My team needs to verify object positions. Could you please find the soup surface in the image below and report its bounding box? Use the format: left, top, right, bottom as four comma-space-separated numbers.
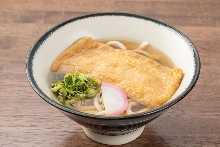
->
50, 37, 183, 116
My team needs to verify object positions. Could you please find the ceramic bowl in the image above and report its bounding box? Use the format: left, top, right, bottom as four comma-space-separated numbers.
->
26, 13, 200, 145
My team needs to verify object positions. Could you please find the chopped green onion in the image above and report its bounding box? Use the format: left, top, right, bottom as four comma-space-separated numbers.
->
51, 72, 101, 107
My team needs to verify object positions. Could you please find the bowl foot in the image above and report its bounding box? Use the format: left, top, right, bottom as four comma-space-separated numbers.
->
83, 126, 145, 145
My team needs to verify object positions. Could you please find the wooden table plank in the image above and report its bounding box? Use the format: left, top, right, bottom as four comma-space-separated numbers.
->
0, 0, 219, 147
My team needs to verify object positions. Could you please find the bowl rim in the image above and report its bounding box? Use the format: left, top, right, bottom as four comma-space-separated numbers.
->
26, 12, 201, 120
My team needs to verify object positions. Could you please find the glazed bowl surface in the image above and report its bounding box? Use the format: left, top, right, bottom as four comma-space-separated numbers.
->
26, 13, 200, 145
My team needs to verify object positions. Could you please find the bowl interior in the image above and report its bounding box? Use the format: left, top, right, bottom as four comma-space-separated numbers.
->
28, 13, 199, 117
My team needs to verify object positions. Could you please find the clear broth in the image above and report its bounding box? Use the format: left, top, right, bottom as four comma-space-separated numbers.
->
52, 39, 176, 115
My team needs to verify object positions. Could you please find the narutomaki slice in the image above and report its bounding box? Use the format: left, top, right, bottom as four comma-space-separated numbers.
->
101, 83, 128, 115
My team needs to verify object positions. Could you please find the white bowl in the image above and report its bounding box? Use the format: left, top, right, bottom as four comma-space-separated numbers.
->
26, 13, 200, 145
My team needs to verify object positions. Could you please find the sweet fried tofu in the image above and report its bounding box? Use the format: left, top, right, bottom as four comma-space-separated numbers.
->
51, 37, 183, 108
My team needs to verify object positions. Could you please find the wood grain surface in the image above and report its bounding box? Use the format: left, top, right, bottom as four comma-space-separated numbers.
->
0, 0, 219, 147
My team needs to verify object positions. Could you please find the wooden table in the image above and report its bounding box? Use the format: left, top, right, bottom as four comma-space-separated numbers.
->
0, 0, 219, 146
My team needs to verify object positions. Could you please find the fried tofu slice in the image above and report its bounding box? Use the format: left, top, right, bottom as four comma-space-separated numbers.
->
52, 37, 183, 108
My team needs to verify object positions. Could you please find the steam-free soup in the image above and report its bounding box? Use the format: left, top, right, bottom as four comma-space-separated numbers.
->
50, 37, 183, 116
